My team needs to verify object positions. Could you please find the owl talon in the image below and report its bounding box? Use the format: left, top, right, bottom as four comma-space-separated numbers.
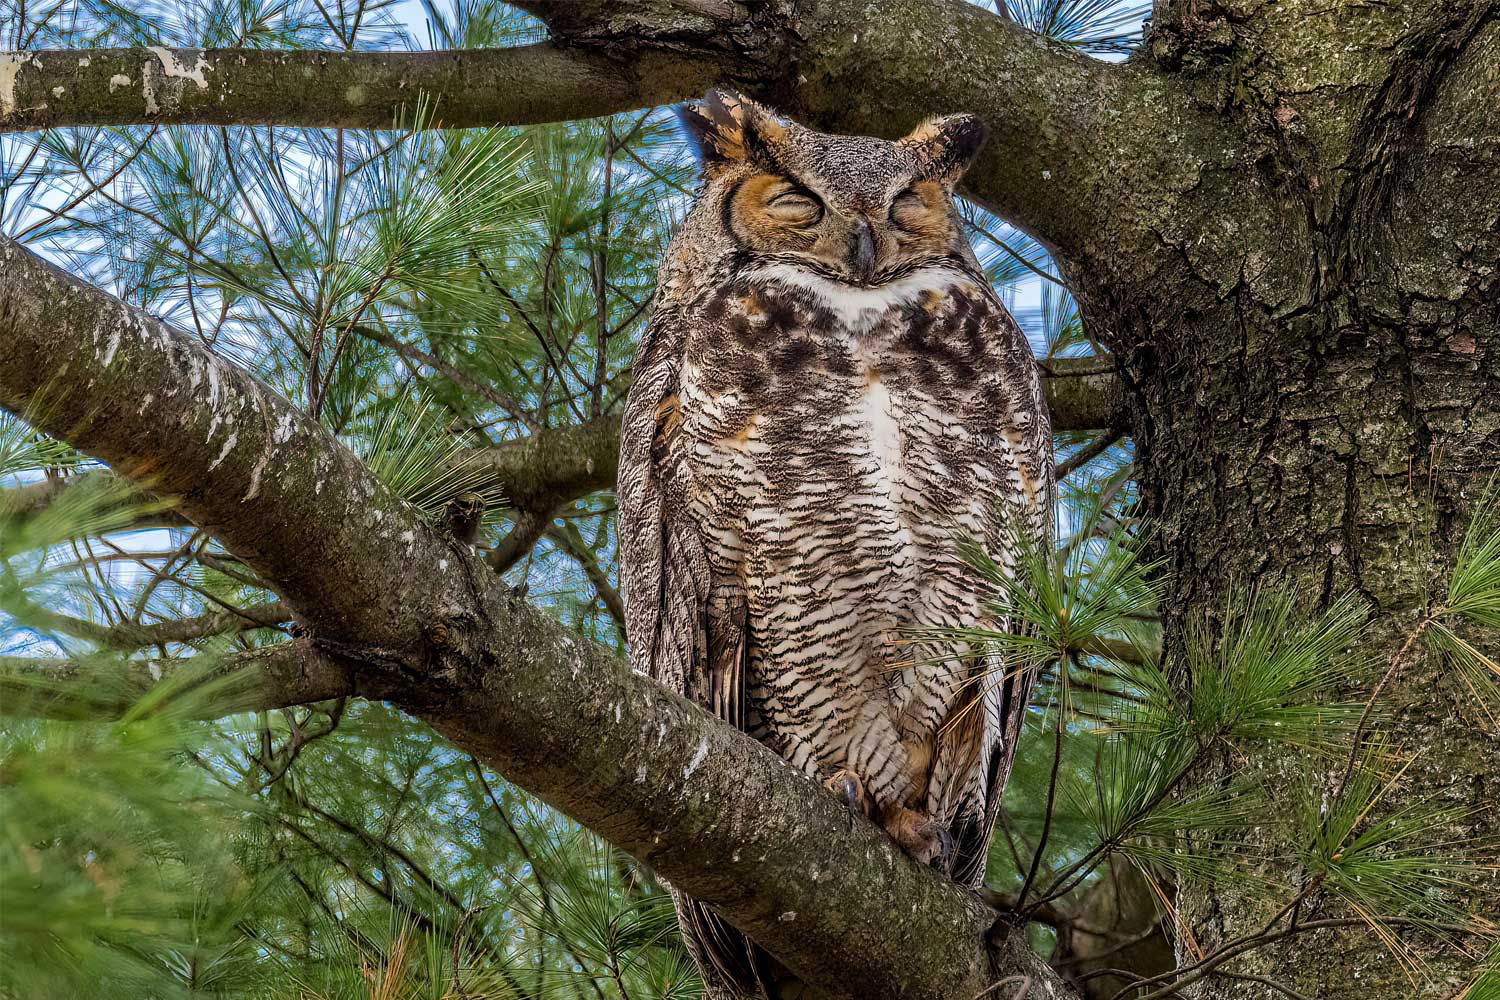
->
883, 806, 954, 871
823, 769, 874, 820
930, 826, 955, 874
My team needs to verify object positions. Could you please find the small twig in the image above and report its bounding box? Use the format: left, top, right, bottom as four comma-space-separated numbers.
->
972, 974, 1035, 999
488, 507, 557, 575
1076, 967, 1150, 985
1106, 916, 1480, 1000
357, 323, 531, 425
546, 519, 625, 629
963, 215, 1064, 287
450, 906, 478, 999
1056, 431, 1123, 480
1016, 659, 1067, 911
1052, 916, 1165, 968
1329, 614, 1435, 806
1211, 971, 1312, 1000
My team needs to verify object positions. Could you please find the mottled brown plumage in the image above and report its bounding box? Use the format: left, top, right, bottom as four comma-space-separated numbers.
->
618, 92, 1053, 999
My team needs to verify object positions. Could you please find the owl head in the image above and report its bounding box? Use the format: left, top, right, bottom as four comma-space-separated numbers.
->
676, 90, 987, 288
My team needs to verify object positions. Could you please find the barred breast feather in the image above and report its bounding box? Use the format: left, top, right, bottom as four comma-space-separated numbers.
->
619, 258, 1050, 875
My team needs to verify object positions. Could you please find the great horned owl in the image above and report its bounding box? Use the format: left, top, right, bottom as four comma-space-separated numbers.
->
617, 92, 1053, 998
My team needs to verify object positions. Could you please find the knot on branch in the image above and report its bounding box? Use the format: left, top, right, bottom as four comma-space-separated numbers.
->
441, 490, 487, 545
425, 611, 480, 656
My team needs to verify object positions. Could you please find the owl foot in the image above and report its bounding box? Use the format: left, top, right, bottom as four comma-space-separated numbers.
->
822, 769, 875, 820
882, 806, 954, 872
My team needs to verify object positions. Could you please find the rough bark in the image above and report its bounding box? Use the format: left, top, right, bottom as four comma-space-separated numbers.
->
1064, 3, 1500, 995
0, 237, 1075, 1000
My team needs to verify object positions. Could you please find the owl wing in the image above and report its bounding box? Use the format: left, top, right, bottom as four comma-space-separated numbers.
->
618, 311, 773, 993
952, 308, 1057, 888
617, 308, 749, 726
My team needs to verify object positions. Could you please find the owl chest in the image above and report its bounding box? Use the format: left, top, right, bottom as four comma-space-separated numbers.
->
676, 328, 993, 542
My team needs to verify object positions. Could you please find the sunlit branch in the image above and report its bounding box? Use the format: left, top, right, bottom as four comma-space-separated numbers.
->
0, 46, 688, 133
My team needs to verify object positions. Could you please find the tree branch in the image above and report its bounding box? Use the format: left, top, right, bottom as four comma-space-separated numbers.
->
0, 415, 627, 539
7, 593, 289, 650
1, 0, 1167, 256
0, 45, 707, 133
0, 638, 358, 719
458, 415, 623, 513
0, 236, 1075, 998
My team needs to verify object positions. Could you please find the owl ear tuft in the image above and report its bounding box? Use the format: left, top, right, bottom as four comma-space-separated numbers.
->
677, 90, 787, 173
901, 113, 988, 185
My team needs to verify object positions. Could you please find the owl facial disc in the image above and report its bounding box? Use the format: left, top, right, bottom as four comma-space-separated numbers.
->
677, 90, 988, 289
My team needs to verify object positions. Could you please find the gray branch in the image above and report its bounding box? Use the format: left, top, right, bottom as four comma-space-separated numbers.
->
0, 0, 1176, 259
0, 638, 360, 719
0, 45, 694, 133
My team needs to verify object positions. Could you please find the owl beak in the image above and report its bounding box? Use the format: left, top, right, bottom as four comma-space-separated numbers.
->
851, 218, 877, 284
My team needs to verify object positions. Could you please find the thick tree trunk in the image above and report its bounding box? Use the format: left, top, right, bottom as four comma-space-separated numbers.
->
1119, 254, 1498, 998
1071, 3, 1500, 994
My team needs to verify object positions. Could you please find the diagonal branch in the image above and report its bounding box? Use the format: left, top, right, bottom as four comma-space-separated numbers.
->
0, 237, 1074, 998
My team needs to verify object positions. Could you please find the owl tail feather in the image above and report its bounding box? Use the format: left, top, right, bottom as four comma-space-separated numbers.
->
673, 889, 787, 1000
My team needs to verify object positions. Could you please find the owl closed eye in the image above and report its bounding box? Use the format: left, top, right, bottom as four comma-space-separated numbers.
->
677, 91, 987, 287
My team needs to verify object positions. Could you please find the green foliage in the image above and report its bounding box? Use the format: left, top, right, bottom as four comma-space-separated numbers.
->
1463, 945, 1500, 1000
0, 412, 83, 479
930, 503, 1162, 676
0, 700, 693, 1000
353, 393, 507, 531
1003, 0, 1152, 55
1428, 478, 1500, 725
0, 716, 256, 998
1297, 746, 1480, 931
952, 501, 1494, 974
1176, 589, 1368, 750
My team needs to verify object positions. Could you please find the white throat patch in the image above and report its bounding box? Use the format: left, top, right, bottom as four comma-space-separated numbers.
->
752, 264, 974, 331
